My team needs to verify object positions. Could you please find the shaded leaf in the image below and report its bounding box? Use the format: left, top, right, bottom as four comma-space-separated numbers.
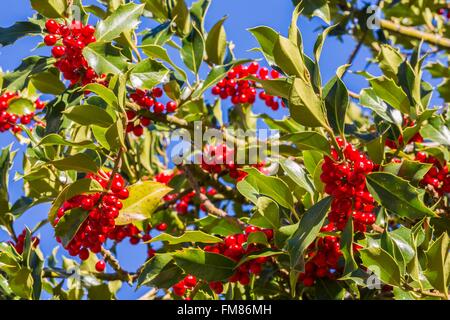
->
366, 172, 436, 219
173, 248, 237, 281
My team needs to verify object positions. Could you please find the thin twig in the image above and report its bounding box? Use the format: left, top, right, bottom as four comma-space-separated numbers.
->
379, 19, 450, 50
189, 280, 204, 299
371, 224, 385, 233
43, 268, 130, 281
184, 165, 245, 227
101, 247, 132, 282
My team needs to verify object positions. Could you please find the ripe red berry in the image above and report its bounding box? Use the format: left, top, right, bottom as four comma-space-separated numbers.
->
95, 260, 106, 272
209, 281, 223, 294
81, 197, 94, 210
166, 101, 177, 113
133, 125, 144, 136
45, 19, 60, 34
152, 87, 163, 98
44, 34, 58, 46
117, 188, 129, 200
79, 248, 90, 261
156, 223, 168, 231
140, 117, 151, 127
184, 275, 197, 288
82, 25, 96, 37
153, 102, 164, 113
303, 277, 315, 287
173, 282, 186, 296
52, 46, 66, 58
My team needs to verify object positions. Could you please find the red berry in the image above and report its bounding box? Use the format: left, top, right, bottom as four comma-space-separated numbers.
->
152, 87, 163, 98
270, 69, 280, 79
303, 277, 315, 287
81, 197, 94, 210
140, 117, 151, 127
95, 260, 106, 272
153, 102, 164, 113
79, 248, 89, 261
166, 101, 177, 113
173, 283, 186, 296
45, 20, 60, 34
117, 188, 129, 200
44, 34, 58, 46
184, 275, 197, 288
133, 125, 144, 136
82, 25, 96, 37
52, 46, 66, 58
209, 281, 223, 294
156, 223, 168, 231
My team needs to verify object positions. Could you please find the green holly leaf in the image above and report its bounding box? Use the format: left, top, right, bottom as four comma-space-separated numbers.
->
0, 145, 15, 216
0, 21, 41, 47
50, 153, 99, 173
63, 105, 115, 128
323, 73, 349, 136
7, 98, 35, 116
181, 25, 205, 74
249, 197, 280, 230
95, 3, 145, 42
289, 77, 329, 129
369, 76, 410, 114
366, 172, 436, 219
30, 71, 65, 95
55, 207, 90, 247
3, 56, 51, 91
237, 167, 294, 209
137, 254, 184, 288
48, 179, 104, 222
285, 196, 331, 272
39, 134, 97, 149
140, 44, 188, 81
424, 232, 449, 298
83, 83, 119, 109
83, 42, 128, 75
205, 16, 227, 65
173, 248, 237, 281
115, 181, 172, 225
147, 231, 222, 245
30, 0, 68, 18
248, 26, 279, 65
359, 247, 402, 287
129, 58, 169, 90
281, 132, 331, 155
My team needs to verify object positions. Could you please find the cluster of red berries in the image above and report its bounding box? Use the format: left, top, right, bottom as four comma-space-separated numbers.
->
44, 19, 104, 86
172, 274, 198, 297
154, 171, 217, 214
53, 171, 131, 266
415, 151, 450, 196
127, 87, 178, 136
203, 226, 274, 293
299, 235, 342, 287
200, 144, 268, 181
320, 138, 377, 233
438, 7, 450, 19
0, 92, 45, 133
385, 117, 423, 149
8, 229, 40, 255
211, 62, 284, 111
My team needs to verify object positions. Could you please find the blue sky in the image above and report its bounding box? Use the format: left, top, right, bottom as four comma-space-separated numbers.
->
0, 0, 443, 299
